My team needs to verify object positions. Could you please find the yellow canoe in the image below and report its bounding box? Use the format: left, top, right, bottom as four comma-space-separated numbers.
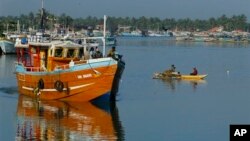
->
180, 74, 208, 80
153, 73, 207, 80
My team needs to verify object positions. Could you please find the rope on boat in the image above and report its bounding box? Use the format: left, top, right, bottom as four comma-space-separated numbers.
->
87, 58, 113, 76
33, 87, 41, 96
33, 78, 44, 96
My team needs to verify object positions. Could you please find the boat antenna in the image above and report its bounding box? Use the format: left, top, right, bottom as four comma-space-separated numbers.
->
17, 20, 20, 34
103, 15, 107, 57
40, 0, 45, 33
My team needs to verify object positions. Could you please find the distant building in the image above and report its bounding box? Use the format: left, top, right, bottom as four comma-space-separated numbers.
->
209, 26, 224, 32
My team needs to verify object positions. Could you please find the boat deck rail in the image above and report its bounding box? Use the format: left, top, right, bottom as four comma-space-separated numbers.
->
16, 60, 90, 72
25, 66, 47, 72
15, 62, 47, 72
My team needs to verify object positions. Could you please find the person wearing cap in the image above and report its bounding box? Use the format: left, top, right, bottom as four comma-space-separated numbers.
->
163, 64, 179, 77
170, 64, 176, 72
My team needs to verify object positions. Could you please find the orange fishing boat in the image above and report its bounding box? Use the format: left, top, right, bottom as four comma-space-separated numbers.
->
14, 38, 125, 102
16, 95, 124, 140
14, 15, 125, 102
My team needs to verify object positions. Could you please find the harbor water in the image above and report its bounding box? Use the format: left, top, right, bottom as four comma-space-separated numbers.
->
1, 37, 250, 141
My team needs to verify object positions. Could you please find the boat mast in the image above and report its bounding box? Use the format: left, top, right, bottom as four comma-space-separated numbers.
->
6, 24, 9, 35
103, 15, 107, 57
40, 0, 45, 32
17, 20, 20, 34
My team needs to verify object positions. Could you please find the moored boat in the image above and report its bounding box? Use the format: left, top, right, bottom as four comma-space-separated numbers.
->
0, 38, 16, 54
14, 15, 125, 102
14, 38, 125, 102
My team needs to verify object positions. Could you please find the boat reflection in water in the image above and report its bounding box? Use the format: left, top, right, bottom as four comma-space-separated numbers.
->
161, 78, 207, 91
16, 95, 124, 140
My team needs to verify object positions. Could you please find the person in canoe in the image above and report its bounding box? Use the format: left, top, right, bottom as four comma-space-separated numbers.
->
163, 64, 180, 77
190, 67, 198, 75
170, 64, 176, 72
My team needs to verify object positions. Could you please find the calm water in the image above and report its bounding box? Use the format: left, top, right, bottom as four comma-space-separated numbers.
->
1, 37, 250, 141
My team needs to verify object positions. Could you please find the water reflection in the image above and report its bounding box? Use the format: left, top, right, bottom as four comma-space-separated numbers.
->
161, 78, 180, 91
16, 95, 124, 141
161, 78, 207, 92
0, 55, 16, 78
184, 79, 207, 91
0, 86, 18, 95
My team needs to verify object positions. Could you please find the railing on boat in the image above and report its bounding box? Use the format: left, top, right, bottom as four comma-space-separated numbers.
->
16, 60, 88, 72
15, 62, 46, 72
54, 60, 88, 71
25, 66, 46, 72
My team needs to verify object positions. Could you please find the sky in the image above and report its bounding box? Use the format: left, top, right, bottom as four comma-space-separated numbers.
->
1, 0, 250, 20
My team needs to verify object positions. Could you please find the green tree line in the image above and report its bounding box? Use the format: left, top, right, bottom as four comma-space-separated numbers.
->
1, 10, 250, 35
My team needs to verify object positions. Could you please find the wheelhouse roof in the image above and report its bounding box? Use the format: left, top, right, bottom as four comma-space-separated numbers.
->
15, 40, 83, 49
54, 41, 83, 48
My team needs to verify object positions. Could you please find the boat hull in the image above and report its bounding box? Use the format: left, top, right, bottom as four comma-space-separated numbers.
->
110, 59, 125, 101
180, 74, 207, 80
0, 40, 16, 54
16, 59, 118, 102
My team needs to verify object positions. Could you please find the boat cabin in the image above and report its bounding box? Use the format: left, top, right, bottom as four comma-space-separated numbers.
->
15, 41, 93, 72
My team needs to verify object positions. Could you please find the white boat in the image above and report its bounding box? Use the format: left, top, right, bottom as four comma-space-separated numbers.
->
0, 39, 16, 54
120, 30, 142, 37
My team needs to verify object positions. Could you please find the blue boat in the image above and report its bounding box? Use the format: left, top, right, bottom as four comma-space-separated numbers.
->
0, 39, 16, 55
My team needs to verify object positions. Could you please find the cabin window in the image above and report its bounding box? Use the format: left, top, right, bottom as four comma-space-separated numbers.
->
55, 48, 63, 57
31, 47, 37, 54
49, 49, 52, 56
5, 42, 14, 48
67, 49, 75, 58
21, 48, 32, 66
79, 48, 84, 58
